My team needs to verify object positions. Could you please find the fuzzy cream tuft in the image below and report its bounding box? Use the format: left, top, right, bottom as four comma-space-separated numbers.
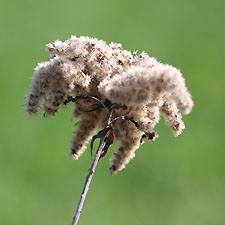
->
25, 36, 194, 174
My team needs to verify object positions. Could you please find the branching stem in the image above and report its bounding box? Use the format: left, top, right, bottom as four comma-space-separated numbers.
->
70, 96, 155, 225
71, 101, 115, 225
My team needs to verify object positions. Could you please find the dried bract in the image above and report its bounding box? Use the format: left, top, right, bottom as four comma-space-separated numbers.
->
25, 36, 193, 175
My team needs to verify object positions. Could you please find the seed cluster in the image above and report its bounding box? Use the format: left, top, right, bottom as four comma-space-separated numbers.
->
25, 36, 193, 175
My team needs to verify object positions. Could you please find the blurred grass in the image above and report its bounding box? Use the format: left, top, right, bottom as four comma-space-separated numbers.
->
0, 0, 225, 224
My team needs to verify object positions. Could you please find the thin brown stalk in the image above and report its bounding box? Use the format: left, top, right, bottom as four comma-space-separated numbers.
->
71, 137, 105, 225
71, 106, 114, 225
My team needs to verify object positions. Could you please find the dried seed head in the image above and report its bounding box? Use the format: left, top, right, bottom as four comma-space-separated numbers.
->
25, 35, 194, 174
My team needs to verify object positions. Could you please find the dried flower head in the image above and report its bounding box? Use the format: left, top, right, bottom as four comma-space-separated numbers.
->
25, 35, 194, 175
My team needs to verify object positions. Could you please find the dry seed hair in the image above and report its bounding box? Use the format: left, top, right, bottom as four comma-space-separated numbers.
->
25, 35, 194, 175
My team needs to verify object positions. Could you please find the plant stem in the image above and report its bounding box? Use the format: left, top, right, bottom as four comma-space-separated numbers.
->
71, 137, 106, 225
71, 104, 117, 225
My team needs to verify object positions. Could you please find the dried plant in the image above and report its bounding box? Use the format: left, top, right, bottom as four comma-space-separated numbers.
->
24, 35, 194, 225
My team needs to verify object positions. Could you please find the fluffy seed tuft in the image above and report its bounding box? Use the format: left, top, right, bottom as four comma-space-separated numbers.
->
25, 36, 194, 174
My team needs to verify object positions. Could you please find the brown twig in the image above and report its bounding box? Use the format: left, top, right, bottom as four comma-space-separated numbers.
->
70, 96, 155, 225
71, 103, 115, 225
71, 137, 106, 225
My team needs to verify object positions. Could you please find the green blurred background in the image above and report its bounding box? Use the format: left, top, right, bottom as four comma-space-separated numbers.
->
1, 0, 225, 224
